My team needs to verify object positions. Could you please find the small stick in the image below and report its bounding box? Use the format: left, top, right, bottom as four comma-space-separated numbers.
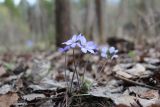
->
115, 75, 160, 90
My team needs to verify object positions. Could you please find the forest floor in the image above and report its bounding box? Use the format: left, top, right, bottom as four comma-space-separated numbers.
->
0, 37, 160, 107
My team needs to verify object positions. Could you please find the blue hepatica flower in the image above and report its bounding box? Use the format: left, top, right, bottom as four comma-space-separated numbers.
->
101, 46, 118, 59
62, 34, 79, 48
78, 36, 97, 54
109, 47, 118, 54
58, 46, 70, 53
109, 47, 118, 59
79, 34, 87, 45
81, 41, 97, 53
101, 47, 108, 58
60, 33, 118, 59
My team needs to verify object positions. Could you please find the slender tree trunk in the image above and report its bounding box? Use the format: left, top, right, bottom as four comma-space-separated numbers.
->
95, 0, 105, 43
83, 0, 95, 40
55, 0, 71, 47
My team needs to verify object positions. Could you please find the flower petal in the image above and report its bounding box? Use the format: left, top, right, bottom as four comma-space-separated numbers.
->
115, 49, 118, 53
101, 47, 108, 54
109, 47, 115, 54
87, 41, 94, 46
72, 35, 77, 42
77, 42, 82, 48
77, 34, 83, 41
62, 39, 72, 45
58, 48, 64, 53
86, 41, 97, 49
80, 36, 87, 45
58, 46, 70, 53
71, 43, 77, 48
64, 46, 70, 51
88, 49, 94, 54
101, 53, 107, 58
81, 48, 87, 53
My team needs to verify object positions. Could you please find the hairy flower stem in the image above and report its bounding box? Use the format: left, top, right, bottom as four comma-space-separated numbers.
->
73, 49, 80, 87
70, 70, 75, 92
64, 53, 69, 107
65, 52, 69, 88
82, 55, 90, 85
70, 49, 80, 92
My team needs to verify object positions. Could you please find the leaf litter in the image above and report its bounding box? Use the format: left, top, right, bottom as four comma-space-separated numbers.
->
0, 38, 160, 107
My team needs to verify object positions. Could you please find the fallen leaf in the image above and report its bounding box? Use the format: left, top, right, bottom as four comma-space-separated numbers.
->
116, 70, 132, 78
30, 59, 51, 83
0, 66, 6, 77
0, 84, 12, 94
113, 63, 152, 79
0, 92, 19, 107
115, 104, 130, 107
144, 58, 160, 65
22, 94, 45, 101
139, 90, 159, 99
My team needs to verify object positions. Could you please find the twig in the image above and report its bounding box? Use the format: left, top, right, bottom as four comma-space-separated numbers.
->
14, 96, 64, 106
115, 75, 160, 90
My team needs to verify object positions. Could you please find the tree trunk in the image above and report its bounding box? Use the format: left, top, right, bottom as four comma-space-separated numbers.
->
55, 0, 71, 47
95, 0, 105, 43
83, 0, 95, 40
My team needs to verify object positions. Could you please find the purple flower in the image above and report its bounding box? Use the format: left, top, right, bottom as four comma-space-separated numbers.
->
101, 47, 108, 58
109, 47, 118, 54
101, 46, 118, 59
58, 46, 70, 53
79, 34, 87, 45
26, 40, 34, 48
77, 35, 97, 54
76, 33, 84, 41
78, 41, 97, 54
109, 47, 118, 59
62, 35, 79, 48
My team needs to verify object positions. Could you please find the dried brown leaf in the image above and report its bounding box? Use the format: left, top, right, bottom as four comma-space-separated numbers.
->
0, 92, 19, 107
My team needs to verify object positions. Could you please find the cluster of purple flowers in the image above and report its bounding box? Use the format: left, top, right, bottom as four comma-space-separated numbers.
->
101, 46, 118, 59
59, 34, 118, 59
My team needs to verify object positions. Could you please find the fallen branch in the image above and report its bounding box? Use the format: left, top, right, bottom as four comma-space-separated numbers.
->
115, 75, 160, 90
